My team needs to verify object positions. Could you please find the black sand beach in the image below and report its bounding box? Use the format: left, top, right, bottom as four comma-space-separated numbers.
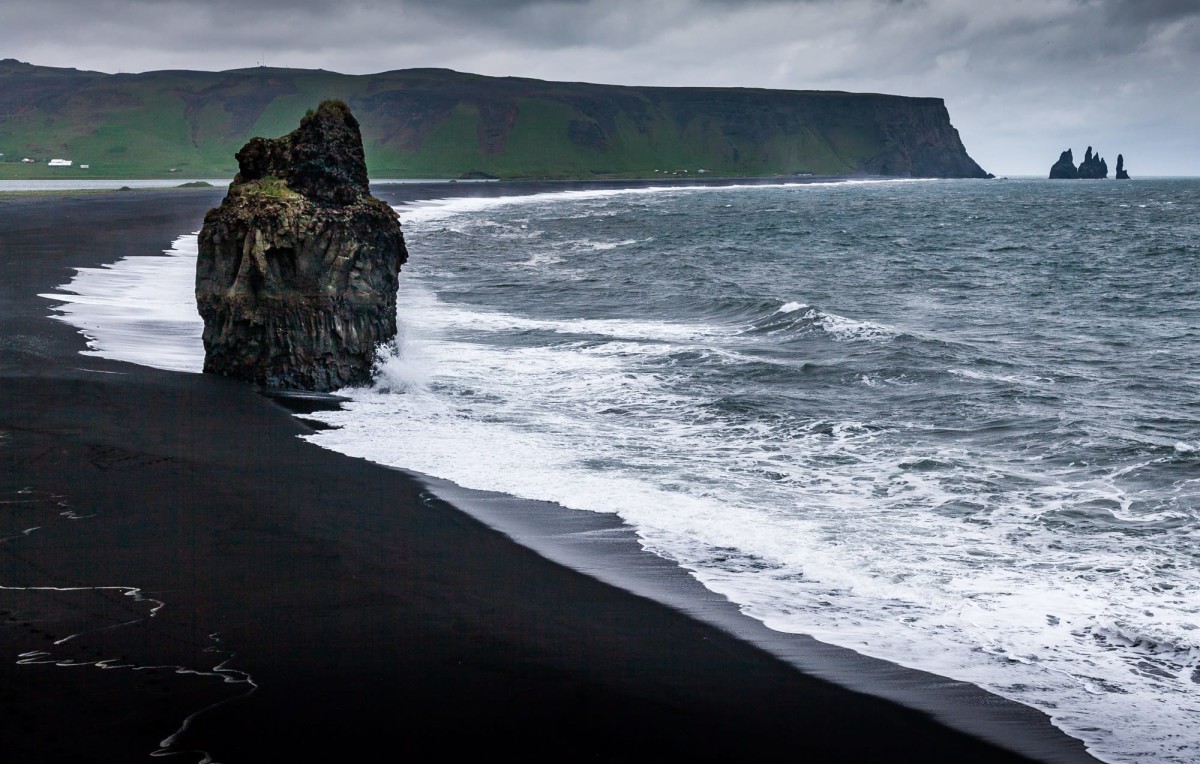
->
0, 187, 1099, 762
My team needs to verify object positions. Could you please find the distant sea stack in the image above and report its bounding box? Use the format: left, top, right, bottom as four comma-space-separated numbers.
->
1049, 145, 1123, 180
1049, 149, 1079, 179
1077, 147, 1108, 179
1115, 154, 1130, 180
196, 100, 407, 391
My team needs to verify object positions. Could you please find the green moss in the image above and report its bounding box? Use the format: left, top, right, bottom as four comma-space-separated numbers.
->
239, 175, 299, 199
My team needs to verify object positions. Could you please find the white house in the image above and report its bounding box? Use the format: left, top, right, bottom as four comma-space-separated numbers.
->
48, 158, 73, 167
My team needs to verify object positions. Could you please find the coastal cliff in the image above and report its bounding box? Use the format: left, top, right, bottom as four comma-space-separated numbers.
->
195, 100, 407, 391
0, 60, 987, 179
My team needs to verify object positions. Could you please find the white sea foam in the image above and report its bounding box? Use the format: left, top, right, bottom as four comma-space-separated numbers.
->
763, 303, 899, 342
565, 238, 640, 251
395, 178, 930, 225
810, 309, 898, 342
948, 368, 1056, 386
421, 298, 730, 344
41, 235, 205, 373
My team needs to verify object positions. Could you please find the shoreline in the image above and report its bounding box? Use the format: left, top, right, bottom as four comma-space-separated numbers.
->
0, 172, 951, 196
0, 186, 1097, 762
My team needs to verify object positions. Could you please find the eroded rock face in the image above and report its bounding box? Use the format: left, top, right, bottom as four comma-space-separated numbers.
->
1116, 154, 1130, 180
196, 100, 407, 391
1049, 149, 1078, 179
1050, 146, 1117, 180
1077, 146, 1108, 179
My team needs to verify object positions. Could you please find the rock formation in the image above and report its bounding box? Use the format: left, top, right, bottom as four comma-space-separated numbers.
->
1077, 146, 1108, 179
196, 100, 407, 391
1049, 149, 1079, 179
1050, 146, 1116, 179
1115, 154, 1130, 180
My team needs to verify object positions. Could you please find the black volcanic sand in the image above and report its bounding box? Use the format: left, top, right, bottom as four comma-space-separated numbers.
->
0, 186, 1099, 763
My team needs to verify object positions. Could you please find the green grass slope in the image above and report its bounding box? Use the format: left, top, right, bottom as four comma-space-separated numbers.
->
0, 60, 988, 180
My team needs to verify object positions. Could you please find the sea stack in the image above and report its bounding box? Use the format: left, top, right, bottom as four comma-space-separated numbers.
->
196, 100, 407, 391
1115, 154, 1130, 180
1077, 146, 1108, 179
1049, 149, 1079, 179
1049, 146, 1115, 180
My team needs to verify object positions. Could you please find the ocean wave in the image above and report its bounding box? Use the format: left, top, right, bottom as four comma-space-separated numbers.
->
394, 178, 933, 226
742, 301, 899, 342
948, 368, 1056, 386
410, 285, 730, 345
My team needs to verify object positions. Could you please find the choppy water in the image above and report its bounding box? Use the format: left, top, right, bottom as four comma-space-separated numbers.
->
45, 178, 1200, 763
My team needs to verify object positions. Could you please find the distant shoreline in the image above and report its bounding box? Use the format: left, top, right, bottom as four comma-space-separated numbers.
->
5, 175, 1189, 199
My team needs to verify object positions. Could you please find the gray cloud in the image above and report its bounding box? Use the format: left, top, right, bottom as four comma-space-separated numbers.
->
1, 0, 1196, 174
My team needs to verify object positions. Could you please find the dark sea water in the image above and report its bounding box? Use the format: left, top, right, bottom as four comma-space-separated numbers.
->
47, 178, 1200, 762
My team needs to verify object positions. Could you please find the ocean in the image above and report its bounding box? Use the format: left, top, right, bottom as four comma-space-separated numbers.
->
45, 178, 1200, 763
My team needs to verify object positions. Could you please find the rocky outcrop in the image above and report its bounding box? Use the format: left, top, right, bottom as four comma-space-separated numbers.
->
1050, 146, 1116, 180
1115, 154, 1130, 180
1077, 146, 1108, 179
196, 100, 407, 391
1049, 149, 1079, 179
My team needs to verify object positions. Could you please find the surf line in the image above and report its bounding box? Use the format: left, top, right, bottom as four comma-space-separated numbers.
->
1, 486, 257, 763
4, 582, 259, 764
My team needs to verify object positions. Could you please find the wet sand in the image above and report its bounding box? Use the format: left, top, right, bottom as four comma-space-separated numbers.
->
0, 187, 1098, 762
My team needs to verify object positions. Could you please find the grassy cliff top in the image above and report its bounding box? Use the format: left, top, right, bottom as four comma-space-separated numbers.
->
0, 62, 986, 180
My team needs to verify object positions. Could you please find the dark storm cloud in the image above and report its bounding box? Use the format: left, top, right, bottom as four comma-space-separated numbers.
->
1, 0, 1196, 173
1104, 0, 1200, 25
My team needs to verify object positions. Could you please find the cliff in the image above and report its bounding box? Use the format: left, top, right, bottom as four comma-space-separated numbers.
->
195, 100, 407, 391
0, 60, 987, 179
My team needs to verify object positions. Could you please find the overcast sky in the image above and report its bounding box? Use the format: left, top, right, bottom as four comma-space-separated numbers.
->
4, 0, 1197, 175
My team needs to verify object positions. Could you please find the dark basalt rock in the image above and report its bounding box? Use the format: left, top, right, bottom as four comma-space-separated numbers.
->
1077, 146, 1108, 179
1049, 149, 1079, 179
196, 100, 408, 391
1051, 145, 1118, 180
1115, 154, 1130, 180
